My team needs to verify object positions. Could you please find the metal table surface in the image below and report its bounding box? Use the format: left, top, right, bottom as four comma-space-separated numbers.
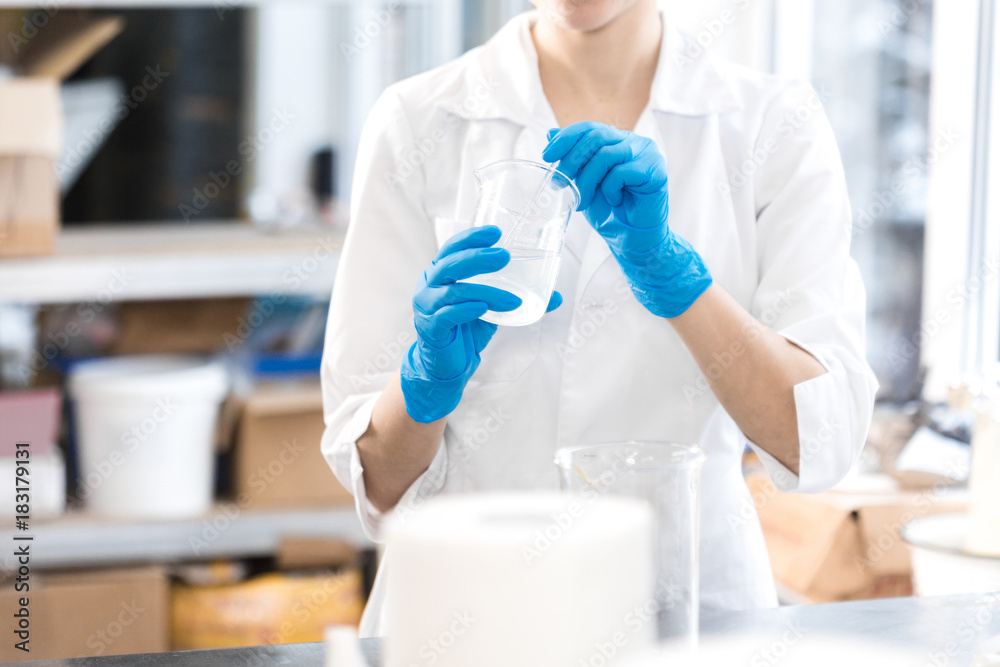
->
20, 593, 1000, 666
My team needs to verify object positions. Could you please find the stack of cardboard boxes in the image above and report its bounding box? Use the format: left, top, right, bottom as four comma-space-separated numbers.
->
0, 11, 122, 257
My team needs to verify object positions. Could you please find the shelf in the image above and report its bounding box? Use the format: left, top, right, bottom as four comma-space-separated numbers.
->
0, 221, 343, 304
0, 505, 370, 570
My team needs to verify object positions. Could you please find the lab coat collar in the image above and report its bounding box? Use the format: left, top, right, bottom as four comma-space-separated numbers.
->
434, 10, 745, 128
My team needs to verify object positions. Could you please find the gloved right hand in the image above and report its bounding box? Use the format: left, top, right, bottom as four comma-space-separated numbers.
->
399, 226, 521, 424
543, 123, 713, 318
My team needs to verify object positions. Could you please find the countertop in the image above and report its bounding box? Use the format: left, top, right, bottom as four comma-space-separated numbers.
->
20, 592, 1000, 665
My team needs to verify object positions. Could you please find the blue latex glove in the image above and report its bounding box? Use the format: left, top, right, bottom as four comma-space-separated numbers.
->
400, 225, 563, 423
543, 122, 712, 318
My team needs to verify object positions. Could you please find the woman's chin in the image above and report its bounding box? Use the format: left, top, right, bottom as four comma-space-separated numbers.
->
534, 0, 643, 34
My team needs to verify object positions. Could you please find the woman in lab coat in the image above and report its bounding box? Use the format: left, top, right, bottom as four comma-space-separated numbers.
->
321, 0, 877, 633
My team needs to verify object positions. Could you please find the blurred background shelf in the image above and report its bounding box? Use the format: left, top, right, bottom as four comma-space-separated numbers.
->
0, 505, 369, 570
0, 222, 343, 304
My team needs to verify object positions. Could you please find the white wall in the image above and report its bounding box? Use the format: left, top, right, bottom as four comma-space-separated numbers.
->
250, 0, 462, 221
251, 2, 335, 221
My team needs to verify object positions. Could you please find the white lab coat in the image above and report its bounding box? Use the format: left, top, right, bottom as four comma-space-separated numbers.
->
320, 11, 878, 636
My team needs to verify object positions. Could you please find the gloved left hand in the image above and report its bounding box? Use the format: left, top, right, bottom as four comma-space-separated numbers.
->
542, 122, 713, 318
400, 225, 564, 424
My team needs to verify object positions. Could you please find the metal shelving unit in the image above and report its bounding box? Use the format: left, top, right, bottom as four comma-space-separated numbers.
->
0, 505, 369, 571
0, 221, 342, 304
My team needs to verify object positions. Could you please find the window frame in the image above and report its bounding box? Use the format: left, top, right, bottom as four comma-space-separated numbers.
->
922, 0, 1000, 400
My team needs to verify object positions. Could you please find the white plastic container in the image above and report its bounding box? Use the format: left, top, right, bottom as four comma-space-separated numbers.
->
902, 513, 1000, 596
0, 451, 66, 517
68, 356, 228, 518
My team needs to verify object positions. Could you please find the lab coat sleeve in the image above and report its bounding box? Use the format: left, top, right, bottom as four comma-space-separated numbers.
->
319, 88, 450, 541
745, 80, 879, 494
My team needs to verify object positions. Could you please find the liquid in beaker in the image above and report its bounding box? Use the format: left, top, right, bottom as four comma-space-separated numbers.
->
465, 160, 579, 327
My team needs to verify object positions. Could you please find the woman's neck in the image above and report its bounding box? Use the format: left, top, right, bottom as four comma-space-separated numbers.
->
531, 2, 662, 103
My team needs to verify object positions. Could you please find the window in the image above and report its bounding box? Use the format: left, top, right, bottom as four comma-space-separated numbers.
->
666, 0, 937, 401
922, 0, 1000, 399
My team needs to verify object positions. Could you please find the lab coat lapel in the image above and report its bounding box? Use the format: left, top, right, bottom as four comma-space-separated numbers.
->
574, 226, 613, 299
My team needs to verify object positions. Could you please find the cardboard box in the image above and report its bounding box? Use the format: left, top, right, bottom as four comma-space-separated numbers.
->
110, 298, 253, 355
234, 382, 353, 509
0, 12, 122, 258
0, 565, 169, 662
276, 537, 358, 571
748, 474, 967, 602
170, 569, 364, 650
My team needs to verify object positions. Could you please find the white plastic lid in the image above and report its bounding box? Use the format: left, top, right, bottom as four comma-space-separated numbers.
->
68, 356, 229, 402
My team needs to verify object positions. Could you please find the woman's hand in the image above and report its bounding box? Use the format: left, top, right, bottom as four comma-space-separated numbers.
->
400, 225, 561, 423
543, 122, 712, 318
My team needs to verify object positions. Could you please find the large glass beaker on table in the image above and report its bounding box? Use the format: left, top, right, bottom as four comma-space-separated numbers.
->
555, 442, 706, 644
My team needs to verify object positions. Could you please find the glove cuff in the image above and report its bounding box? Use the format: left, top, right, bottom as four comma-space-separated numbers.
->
399, 341, 475, 424
623, 233, 713, 318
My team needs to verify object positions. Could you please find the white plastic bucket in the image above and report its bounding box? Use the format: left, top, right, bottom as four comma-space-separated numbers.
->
68, 356, 229, 518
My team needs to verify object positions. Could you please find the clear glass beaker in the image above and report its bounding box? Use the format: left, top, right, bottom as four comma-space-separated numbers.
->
465, 159, 580, 327
555, 442, 706, 644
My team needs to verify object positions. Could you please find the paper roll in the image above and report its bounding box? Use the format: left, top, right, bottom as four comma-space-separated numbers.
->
384, 492, 656, 667
967, 408, 1000, 555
